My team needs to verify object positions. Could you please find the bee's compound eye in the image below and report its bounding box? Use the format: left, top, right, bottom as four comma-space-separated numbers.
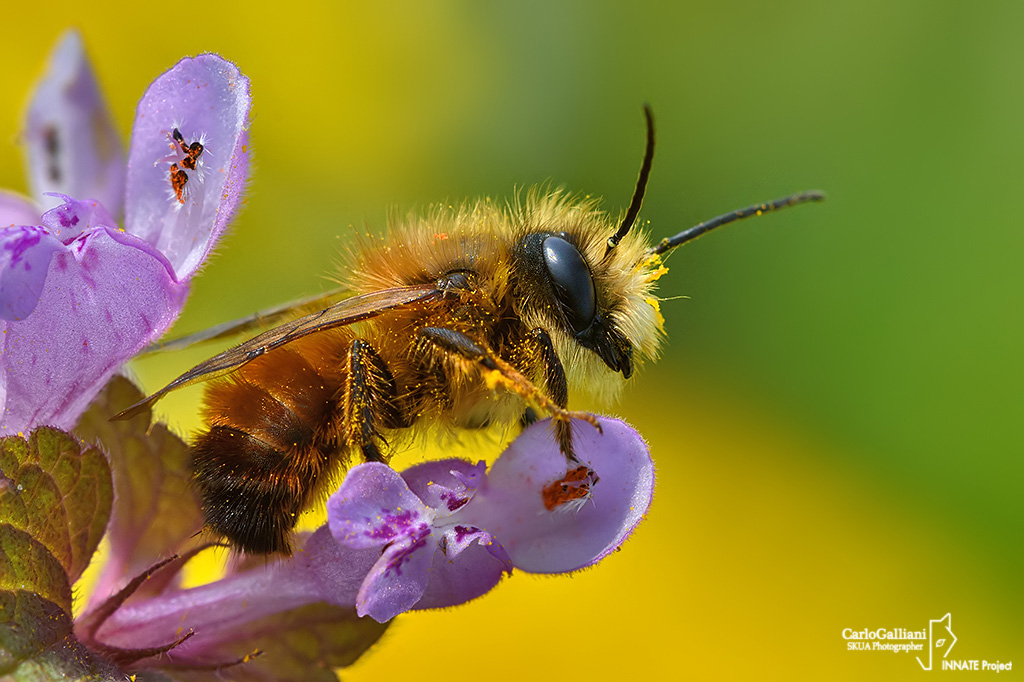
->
542, 236, 596, 333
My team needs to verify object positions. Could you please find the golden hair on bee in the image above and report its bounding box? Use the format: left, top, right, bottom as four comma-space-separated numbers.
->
115, 105, 823, 555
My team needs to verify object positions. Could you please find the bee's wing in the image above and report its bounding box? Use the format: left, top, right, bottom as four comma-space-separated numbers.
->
139, 287, 354, 355
113, 282, 443, 420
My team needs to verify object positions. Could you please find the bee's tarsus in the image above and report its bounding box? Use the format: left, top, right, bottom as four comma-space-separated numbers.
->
528, 327, 568, 409
345, 339, 403, 463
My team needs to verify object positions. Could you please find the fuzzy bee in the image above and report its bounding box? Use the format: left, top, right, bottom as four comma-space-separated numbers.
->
116, 107, 822, 554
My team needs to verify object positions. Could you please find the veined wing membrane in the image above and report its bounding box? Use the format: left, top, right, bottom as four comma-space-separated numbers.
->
113, 282, 443, 420
140, 287, 353, 355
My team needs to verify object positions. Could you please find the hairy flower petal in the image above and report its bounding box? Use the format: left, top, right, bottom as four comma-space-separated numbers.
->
125, 54, 251, 279
0, 223, 186, 435
355, 527, 435, 622
327, 462, 432, 550
324, 419, 653, 622
459, 417, 654, 573
414, 541, 510, 611
402, 458, 484, 513
0, 225, 63, 321
91, 528, 384, 667
24, 30, 125, 216
40, 194, 118, 242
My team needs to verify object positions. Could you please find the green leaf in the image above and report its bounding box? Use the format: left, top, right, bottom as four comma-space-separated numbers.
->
75, 376, 203, 598
0, 591, 73, 673
0, 428, 115, 678
1, 428, 114, 583
0, 525, 72, 619
0, 529, 123, 680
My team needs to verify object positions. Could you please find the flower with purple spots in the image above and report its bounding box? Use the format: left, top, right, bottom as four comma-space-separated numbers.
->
327, 417, 654, 622
0, 31, 251, 435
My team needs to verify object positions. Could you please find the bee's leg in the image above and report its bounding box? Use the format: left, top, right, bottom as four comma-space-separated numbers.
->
419, 327, 600, 511
344, 339, 408, 462
520, 406, 539, 427
418, 326, 601, 444
525, 327, 576, 459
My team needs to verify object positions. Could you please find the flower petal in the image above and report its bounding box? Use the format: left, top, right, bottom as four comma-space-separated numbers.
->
0, 225, 63, 321
356, 528, 435, 623
0, 191, 40, 227
91, 528, 383, 659
414, 540, 510, 612
0, 226, 187, 435
39, 194, 118, 242
125, 54, 251, 280
458, 418, 654, 573
24, 30, 126, 215
327, 462, 432, 550
401, 458, 485, 513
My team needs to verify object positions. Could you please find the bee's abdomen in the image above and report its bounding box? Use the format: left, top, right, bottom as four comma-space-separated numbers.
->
192, 338, 347, 554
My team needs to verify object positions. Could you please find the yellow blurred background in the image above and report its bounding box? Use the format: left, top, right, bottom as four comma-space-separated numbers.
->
2, 2, 1020, 679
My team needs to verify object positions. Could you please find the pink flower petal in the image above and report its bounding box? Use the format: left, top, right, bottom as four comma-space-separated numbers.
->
125, 54, 251, 280
24, 30, 125, 216
0, 226, 186, 435
414, 541, 509, 612
40, 194, 119, 242
356, 528, 435, 622
0, 225, 62, 321
91, 528, 381, 659
0, 191, 40, 227
460, 417, 654, 573
401, 458, 483, 512
327, 462, 432, 550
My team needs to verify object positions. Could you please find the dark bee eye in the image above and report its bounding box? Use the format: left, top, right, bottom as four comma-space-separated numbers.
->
542, 236, 596, 333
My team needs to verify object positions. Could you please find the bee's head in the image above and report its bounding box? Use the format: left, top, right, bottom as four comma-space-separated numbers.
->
513, 106, 822, 395
511, 107, 662, 392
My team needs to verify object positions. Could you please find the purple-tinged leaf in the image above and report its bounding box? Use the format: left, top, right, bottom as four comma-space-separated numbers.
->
1, 464, 72, 575
30, 428, 112, 582
75, 376, 203, 603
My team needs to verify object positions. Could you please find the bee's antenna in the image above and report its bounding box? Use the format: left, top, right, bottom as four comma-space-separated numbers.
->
648, 190, 825, 257
605, 104, 655, 255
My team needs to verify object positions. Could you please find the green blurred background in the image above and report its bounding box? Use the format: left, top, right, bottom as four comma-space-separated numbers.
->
2, 1, 1020, 679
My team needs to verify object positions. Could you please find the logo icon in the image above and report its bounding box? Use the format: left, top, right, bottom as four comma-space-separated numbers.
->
917, 613, 957, 671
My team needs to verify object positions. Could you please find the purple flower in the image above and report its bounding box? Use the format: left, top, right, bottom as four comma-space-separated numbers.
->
88, 415, 653, 670
327, 417, 654, 622
0, 31, 251, 435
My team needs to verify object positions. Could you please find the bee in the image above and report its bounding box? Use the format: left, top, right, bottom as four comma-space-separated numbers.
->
115, 107, 823, 554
